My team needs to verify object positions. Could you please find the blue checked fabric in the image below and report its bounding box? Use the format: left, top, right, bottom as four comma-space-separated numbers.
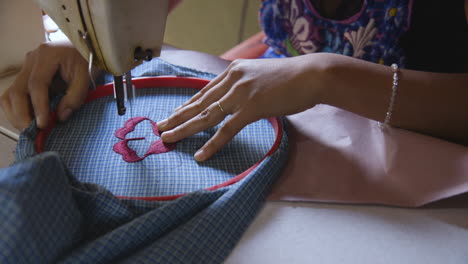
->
41, 87, 277, 197
2, 58, 289, 263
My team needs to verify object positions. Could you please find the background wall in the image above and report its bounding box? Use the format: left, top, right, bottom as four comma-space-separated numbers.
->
0, 0, 45, 76
163, 0, 262, 56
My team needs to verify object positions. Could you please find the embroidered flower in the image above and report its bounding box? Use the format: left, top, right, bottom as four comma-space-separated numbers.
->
292, 17, 318, 53
344, 18, 377, 58
282, 0, 319, 55
113, 117, 176, 163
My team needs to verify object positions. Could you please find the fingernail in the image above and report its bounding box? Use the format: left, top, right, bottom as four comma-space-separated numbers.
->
59, 108, 73, 121
161, 131, 174, 142
36, 115, 47, 128
194, 149, 205, 162
158, 119, 168, 130
173, 106, 181, 112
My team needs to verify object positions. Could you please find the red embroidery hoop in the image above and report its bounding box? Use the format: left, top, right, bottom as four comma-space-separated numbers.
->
36, 76, 283, 201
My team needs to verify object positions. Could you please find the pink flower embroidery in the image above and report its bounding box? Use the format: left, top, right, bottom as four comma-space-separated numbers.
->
113, 117, 176, 163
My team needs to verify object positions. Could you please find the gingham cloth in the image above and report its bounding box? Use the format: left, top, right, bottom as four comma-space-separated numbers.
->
1, 59, 289, 263
42, 86, 277, 198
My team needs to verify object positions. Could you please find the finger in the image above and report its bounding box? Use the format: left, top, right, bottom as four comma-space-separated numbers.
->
0, 95, 15, 128
159, 79, 232, 132
174, 91, 204, 113
194, 112, 249, 162
161, 100, 228, 143
56, 63, 90, 121
28, 57, 59, 128
12, 91, 34, 129
1, 56, 35, 130
1, 91, 33, 130
174, 65, 230, 112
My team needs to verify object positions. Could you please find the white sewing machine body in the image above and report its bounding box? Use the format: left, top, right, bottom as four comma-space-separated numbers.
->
35, 0, 169, 115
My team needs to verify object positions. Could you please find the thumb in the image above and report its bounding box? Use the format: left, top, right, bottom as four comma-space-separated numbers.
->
56, 69, 90, 122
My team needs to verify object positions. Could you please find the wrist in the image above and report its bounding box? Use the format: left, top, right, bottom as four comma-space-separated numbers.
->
305, 53, 401, 123
298, 53, 338, 106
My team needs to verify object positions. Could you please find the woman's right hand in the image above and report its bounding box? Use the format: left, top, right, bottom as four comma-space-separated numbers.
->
158, 55, 327, 161
0, 40, 91, 130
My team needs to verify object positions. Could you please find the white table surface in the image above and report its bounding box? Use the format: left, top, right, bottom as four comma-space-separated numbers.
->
226, 200, 468, 263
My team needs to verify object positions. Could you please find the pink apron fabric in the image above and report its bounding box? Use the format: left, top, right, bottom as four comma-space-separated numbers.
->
268, 104, 468, 207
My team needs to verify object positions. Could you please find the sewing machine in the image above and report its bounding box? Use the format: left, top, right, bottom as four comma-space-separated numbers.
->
34, 0, 169, 115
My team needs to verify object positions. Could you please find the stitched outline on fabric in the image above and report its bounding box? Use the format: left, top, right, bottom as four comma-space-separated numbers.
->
113, 117, 176, 162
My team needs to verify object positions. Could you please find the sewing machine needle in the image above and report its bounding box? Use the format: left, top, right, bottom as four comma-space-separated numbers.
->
125, 72, 134, 116
114, 75, 126, 115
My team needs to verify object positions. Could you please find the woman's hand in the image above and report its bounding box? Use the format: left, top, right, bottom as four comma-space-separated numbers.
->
0, 40, 91, 130
158, 55, 325, 161
157, 50, 468, 156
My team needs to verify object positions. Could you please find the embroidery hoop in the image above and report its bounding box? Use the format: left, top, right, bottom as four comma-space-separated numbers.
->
36, 76, 283, 201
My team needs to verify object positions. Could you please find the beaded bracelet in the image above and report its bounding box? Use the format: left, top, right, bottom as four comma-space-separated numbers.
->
379, 63, 399, 129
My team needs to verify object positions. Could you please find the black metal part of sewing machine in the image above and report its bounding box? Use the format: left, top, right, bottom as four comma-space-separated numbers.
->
114, 47, 154, 115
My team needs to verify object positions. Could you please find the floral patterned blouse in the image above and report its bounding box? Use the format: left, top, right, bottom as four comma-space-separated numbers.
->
259, 0, 468, 73
259, 0, 413, 67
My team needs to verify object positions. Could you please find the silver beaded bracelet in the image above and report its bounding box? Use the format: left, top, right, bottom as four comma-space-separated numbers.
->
379, 63, 399, 129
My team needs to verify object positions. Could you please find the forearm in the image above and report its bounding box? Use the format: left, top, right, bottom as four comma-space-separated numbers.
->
305, 53, 468, 144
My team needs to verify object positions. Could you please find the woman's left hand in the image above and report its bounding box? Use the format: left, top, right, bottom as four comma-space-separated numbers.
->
157, 55, 325, 161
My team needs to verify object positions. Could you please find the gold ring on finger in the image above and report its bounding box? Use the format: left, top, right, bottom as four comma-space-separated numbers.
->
216, 101, 226, 114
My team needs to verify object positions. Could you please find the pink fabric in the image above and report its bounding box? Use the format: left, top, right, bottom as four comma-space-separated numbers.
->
113, 117, 176, 163
267, 105, 468, 207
